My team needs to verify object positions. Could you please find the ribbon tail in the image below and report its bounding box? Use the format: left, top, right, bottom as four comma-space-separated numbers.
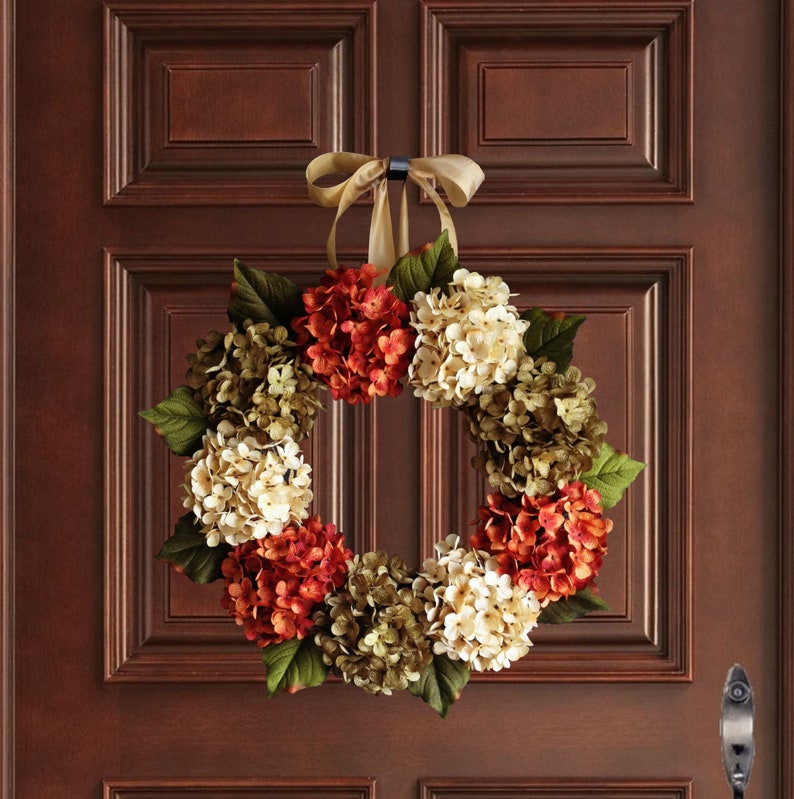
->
368, 180, 395, 276
396, 183, 410, 258
326, 219, 339, 269
306, 154, 388, 269
326, 177, 367, 269
410, 174, 458, 256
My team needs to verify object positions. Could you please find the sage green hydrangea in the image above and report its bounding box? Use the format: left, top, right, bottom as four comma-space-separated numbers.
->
186, 319, 324, 443
313, 551, 432, 695
463, 355, 607, 497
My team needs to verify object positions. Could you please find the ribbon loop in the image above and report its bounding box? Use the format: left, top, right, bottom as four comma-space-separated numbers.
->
305, 151, 484, 272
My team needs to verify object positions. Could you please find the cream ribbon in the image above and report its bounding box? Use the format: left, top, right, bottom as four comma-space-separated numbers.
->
306, 152, 484, 271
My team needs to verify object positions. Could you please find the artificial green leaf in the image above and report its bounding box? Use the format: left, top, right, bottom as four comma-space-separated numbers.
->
580, 442, 646, 510
155, 513, 231, 584
386, 229, 459, 302
139, 385, 207, 456
521, 307, 586, 372
261, 637, 329, 697
538, 587, 610, 625
228, 259, 304, 328
408, 653, 470, 718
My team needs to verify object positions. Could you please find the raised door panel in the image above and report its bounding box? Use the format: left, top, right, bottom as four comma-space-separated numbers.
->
422, 0, 692, 202
104, 1, 376, 204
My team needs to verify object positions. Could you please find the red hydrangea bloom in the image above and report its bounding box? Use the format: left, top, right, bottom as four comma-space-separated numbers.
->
471, 482, 613, 605
292, 263, 416, 404
220, 516, 353, 647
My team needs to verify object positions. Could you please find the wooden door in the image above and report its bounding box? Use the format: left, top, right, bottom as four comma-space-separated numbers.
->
5, 0, 793, 796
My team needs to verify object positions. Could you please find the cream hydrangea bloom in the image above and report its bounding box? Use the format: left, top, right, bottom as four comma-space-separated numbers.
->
183, 419, 312, 547
409, 269, 528, 407
413, 535, 541, 671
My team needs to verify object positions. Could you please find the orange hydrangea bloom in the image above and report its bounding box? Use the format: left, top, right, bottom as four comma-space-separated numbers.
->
221, 516, 353, 647
471, 482, 613, 605
292, 263, 416, 404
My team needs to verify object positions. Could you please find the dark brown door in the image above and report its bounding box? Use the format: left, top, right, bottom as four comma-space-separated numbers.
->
7, 0, 791, 797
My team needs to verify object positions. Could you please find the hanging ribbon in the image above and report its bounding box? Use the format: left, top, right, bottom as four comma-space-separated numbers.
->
305, 151, 485, 271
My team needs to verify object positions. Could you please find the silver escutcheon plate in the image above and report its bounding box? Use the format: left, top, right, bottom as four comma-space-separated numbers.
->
720, 663, 754, 797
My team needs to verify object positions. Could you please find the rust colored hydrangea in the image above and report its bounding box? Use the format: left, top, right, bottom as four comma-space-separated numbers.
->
291, 263, 416, 404
220, 516, 353, 647
471, 482, 613, 605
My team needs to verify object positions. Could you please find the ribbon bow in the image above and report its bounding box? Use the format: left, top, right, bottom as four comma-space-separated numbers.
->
306, 152, 484, 271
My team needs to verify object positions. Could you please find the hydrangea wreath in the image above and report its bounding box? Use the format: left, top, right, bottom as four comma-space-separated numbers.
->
141, 231, 645, 717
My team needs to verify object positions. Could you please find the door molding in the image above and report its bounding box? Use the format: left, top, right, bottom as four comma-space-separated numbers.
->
0, 0, 13, 795
780, 0, 794, 793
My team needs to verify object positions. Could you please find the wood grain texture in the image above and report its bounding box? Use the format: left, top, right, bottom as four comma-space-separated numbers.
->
0, 0, 11, 795
780, 0, 794, 791
9, 0, 790, 794
105, 246, 691, 684
103, 777, 376, 799
421, 248, 692, 681
479, 62, 631, 143
420, 779, 692, 799
103, 0, 375, 205
103, 249, 375, 681
421, 0, 693, 203
165, 64, 318, 143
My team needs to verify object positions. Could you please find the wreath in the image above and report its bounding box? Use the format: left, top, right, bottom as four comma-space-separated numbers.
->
140, 154, 645, 717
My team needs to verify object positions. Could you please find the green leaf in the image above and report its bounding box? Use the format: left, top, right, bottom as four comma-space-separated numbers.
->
408, 653, 470, 718
538, 586, 610, 625
386, 229, 459, 302
580, 442, 646, 510
261, 637, 329, 697
521, 308, 586, 372
229, 259, 304, 328
139, 385, 207, 456
155, 513, 231, 584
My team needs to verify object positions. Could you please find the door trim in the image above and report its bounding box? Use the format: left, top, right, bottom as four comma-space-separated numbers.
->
0, 0, 13, 796
780, 0, 794, 793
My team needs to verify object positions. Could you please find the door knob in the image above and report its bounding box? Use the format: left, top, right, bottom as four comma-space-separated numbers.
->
720, 663, 755, 798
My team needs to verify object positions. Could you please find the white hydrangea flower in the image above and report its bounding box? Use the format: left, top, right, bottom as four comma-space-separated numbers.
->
183, 419, 312, 547
266, 363, 298, 397
413, 534, 541, 672
408, 269, 528, 407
